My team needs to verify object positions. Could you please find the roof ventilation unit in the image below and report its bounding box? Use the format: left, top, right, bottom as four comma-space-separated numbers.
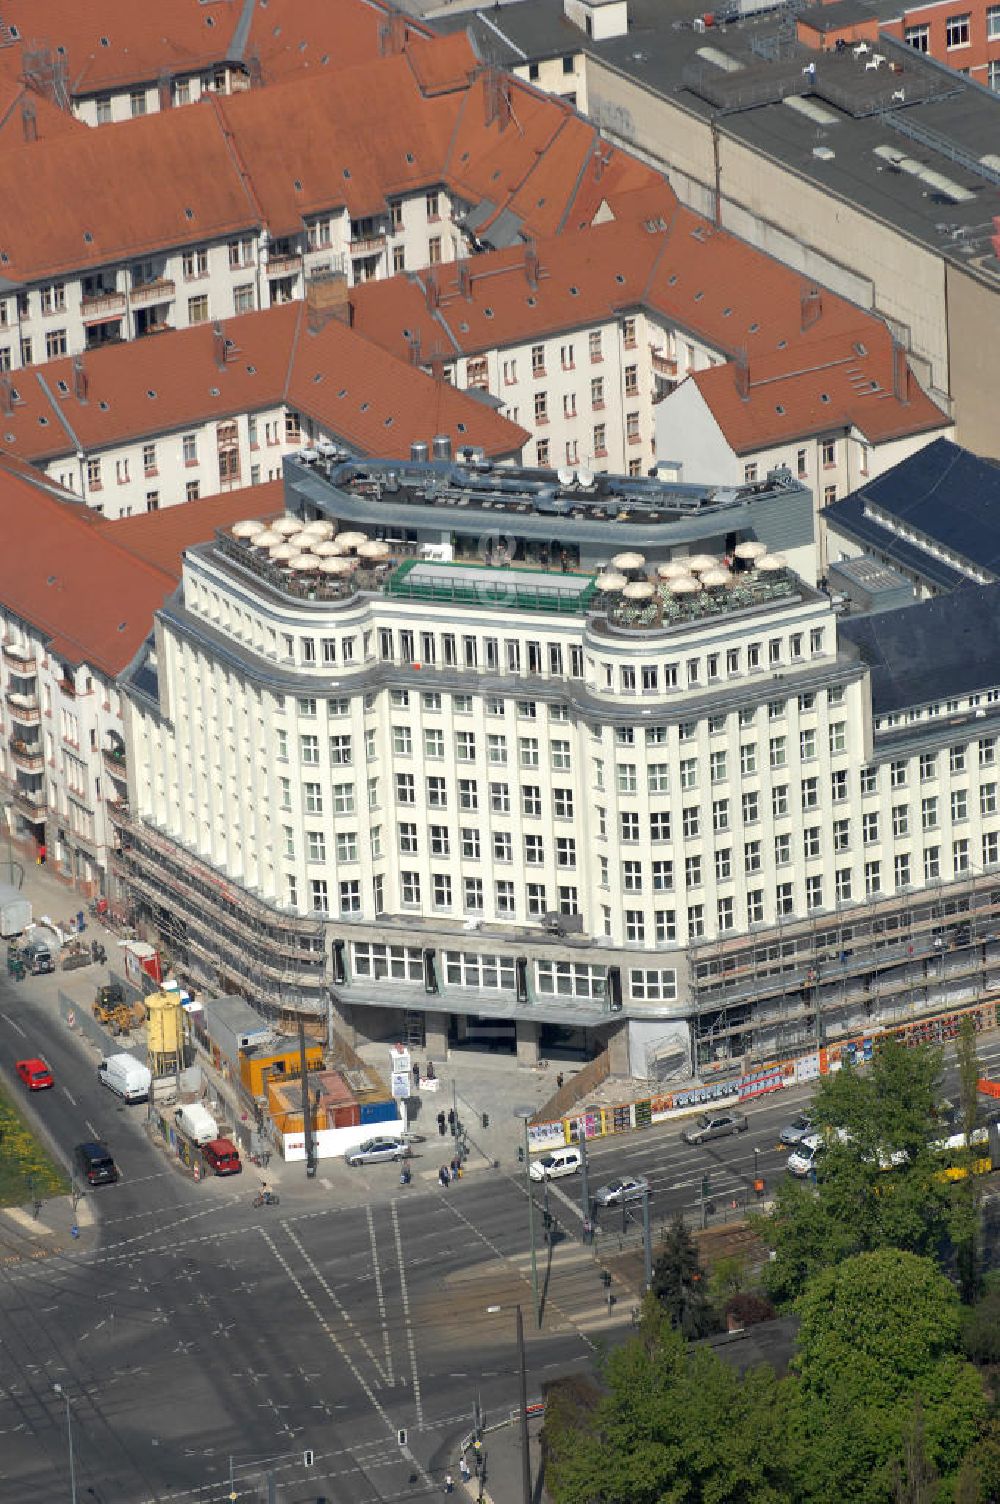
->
410, 441, 429, 462
432, 434, 452, 461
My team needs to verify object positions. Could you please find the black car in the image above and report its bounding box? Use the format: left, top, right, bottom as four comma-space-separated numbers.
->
74, 1141, 118, 1186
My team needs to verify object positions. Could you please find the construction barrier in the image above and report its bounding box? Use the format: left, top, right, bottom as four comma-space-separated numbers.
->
526, 997, 999, 1153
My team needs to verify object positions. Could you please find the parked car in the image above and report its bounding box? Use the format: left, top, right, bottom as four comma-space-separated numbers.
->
779, 1112, 815, 1147
98, 1053, 151, 1103
592, 1175, 650, 1207
16, 1057, 53, 1091
787, 1133, 825, 1178
680, 1109, 748, 1146
345, 1136, 409, 1167
201, 1138, 242, 1176
529, 1147, 582, 1181
74, 1141, 118, 1186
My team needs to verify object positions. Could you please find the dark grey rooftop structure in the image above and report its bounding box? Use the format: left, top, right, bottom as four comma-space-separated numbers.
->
429, 0, 1000, 280
839, 580, 1000, 712
825, 437, 1000, 592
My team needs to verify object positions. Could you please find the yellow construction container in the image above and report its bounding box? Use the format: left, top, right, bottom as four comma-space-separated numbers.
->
146, 989, 184, 1075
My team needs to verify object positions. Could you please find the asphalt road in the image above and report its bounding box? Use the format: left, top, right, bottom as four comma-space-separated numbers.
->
2, 969, 999, 1504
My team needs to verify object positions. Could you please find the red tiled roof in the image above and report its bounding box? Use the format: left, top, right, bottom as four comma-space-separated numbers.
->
0, 453, 175, 675
211, 54, 461, 231
349, 219, 664, 364
248, 0, 433, 84
0, 78, 86, 144
0, 301, 525, 463
0, 102, 258, 280
403, 32, 478, 95
690, 329, 950, 451
95, 480, 284, 580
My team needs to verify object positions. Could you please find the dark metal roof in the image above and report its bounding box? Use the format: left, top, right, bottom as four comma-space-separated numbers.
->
824, 437, 1000, 586
839, 581, 1000, 712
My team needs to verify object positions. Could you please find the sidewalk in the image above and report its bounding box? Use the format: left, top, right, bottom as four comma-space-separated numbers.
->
0, 1190, 98, 1266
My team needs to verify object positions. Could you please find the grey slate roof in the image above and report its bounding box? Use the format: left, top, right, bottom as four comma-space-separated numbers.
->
824, 438, 1000, 588
839, 581, 1000, 712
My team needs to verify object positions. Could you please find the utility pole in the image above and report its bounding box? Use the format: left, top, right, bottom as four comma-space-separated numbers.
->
52, 1384, 76, 1504
516, 1304, 532, 1504
641, 1188, 653, 1291
579, 1131, 590, 1226
298, 1016, 316, 1178
520, 1114, 540, 1327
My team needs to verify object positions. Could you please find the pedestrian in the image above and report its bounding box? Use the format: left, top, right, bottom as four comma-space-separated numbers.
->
439, 1165, 451, 1188
556, 1072, 564, 1090
36, 842, 46, 866
460, 1456, 471, 1483
426, 1060, 436, 1080
444, 1473, 454, 1493
413, 1061, 421, 1086
451, 1155, 461, 1179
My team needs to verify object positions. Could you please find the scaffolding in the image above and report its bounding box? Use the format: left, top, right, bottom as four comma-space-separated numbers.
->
687, 871, 1000, 1068
109, 804, 329, 1016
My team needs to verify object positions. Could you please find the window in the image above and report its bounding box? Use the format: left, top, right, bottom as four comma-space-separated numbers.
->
774, 833, 791, 866
45, 328, 68, 359
624, 363, 639, 396
620, 811, 640, 843
433, 874, 453, 910
96, 96, 112, 124
354, 943, 423, 981
685, 855, 702, 888
922, 796, 939, 831
892, 804, 909, 838
334, 783, 354, 815
631, 967, 676, 1001
522, 785, 542, 818
398, 822, 418, 855
536, 961, 607, 999
330, 734, 352, 765
989, 4, 1000, 38
495, 879, 515, 915
682, 806, 700, 838
952, 789, 968, 823
445, 952, 516, 990
980, 737, 996, 768
622, 316, 637, 349
487, 733, 507, 766
428, 236, 442, 265
396, 772, 415, 805
946, 13, 970, 47
745, 840, 762, 874
187, 294, 209, 324
459, 779, 478, 811
534, 391, 548, 423
340, 880, 361, 915
862, 811, 879, 844
553, 788, 574, 818
589, 330, 602, 362
713, 799, 730, 833
426, 190, 440, 219
551, 740, 571, 770
336, 831, 357, 863
490, 783, 510, 815
626, 411, 640, 443
954, 838, 970, 874
772, 785, 789, 818
806, 875, 823, 911
130, 89, 147, 117
830, 770, 847, 804
924, 847, 941, 882
400, 871, 421, 907
905, 22, 930, 48
769, 736, 786, 770
832, 818, 850, 853
860, 766, 877, 796
309, 879, 328, 914
742, 792, 759, 825
740, 743, 757, 777
623, 859, 643, 892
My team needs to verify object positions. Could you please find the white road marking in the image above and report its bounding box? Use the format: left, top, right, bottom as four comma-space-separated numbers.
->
391, 1201, 423, 1426
85, 1120, 100, 1138
61, 1086, 77, 1105
367, 1206, 395, 1386
283, 1224, 390, 1384
1, 1012, 26, 1038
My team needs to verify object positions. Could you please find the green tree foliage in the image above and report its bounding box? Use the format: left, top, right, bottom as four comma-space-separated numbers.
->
760, 1043, 957, 1303
787, 1250, 987, 1504
651, 1214, 714, 1338
543, 1309, 792, 1504
955, 1016, 981, 1148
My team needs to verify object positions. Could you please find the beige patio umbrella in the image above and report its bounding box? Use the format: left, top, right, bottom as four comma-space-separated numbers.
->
337, 531, 368, 550
701, 567, 732, 588
232, 519, 265, 539
288, 531, 318, 551
288, 552, 322, 572
686, 553, 718, 573
734, 540, 767, 561
358, 539, 391, 561
271, 516, 303, 537
269, 543, 300, 562
657, 560, 690, 579
301, 520, 335, 540
595, 572, 628, 592
756, 553, 787, 572
623, 580, 655, 600
668, 575, 701, 594
319, 557, 355, 575
252, 529, 282, 548
611, 551, 646, 571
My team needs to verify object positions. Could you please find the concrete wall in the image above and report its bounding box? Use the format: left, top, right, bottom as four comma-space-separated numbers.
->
946, 263, 1000, 458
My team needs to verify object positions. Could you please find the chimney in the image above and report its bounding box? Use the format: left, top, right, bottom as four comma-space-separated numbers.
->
408, 333, 423, 367
892, 338, 909, 403
425, 274, 440, 311
0, 373, 12, 415
800, 285, 822, 331
592, 142, 607, 182
498, 80, 512, 130
212, 320, 227, 369
157, 69, 172, 112
306, 267, 350, 331
524, 241, 540, 289
458, 261, 472, 300
20, 101, 36, 144
430, 355, 445, 383
484, 68, 499, 127
734, 349, 749, 402
72, 354, 88, 403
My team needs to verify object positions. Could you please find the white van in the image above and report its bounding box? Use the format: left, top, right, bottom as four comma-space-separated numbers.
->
98, 1053, 152, 1104
529, 1146, 583, 1181
174, 1103, 219, 1146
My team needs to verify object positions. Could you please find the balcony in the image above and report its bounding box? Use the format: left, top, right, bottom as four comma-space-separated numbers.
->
266, 253, 303, 278
103, 746, 128, 780
80, 290, 127, 320
2, 643, 35, 671
129, 278, 176, 308
11, 784, 45, 819
5, 691, 40, 725
349, 231, 386, 257
9, 737, 43, 773
651, 351, 678, 378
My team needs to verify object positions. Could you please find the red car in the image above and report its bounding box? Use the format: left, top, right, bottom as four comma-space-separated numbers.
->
16, 1057, 54, 1090
202, 1138, 242, 1176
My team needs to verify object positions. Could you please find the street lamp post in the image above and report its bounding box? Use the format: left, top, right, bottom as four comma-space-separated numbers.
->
487, 1304, 531, 1504
515, 1109, 540, 1327
52, 1384, 77, 1504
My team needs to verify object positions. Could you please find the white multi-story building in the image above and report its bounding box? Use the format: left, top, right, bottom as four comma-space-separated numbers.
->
0, 304, 525, 520
112, 451, 1000, 1077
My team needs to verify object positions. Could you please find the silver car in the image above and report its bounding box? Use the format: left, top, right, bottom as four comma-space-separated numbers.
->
779, 1112, 815, 1147
592, 1175, 650, 1207
680, 1109, 748, 1145
345, 1136, 408, 1167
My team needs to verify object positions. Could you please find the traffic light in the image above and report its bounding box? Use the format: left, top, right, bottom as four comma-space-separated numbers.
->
397, 1428, 407, 1447
303, 1450, 315, 1467
448, 1108, 457, 1136
517, 1145, 525, 1163
437, 1111, 446, 1136
481, 1112, 490, 1129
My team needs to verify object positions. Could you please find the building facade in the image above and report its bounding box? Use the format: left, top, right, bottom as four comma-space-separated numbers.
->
112, 452, 1000, 1078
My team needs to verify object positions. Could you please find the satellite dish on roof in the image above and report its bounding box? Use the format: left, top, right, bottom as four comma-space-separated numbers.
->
577, 466, 595, 489
557, 466, 576, 488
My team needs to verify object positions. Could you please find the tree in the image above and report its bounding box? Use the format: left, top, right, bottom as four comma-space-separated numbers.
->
544, 1307, 794, 1504
787, 1249, 987, 1504
889, 1399, 937, 1504
955, 1014, 981, 1148
651, 1213, 713, 1338
759, 1042, 956, 1304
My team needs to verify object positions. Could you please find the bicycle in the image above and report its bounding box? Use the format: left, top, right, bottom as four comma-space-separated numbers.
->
251, 1190, 280, 1208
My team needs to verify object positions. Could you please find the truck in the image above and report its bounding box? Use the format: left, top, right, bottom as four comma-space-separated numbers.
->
98, 1053, 152, 1103
174, 1103, 219, 1146
0, 883, 31, 939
